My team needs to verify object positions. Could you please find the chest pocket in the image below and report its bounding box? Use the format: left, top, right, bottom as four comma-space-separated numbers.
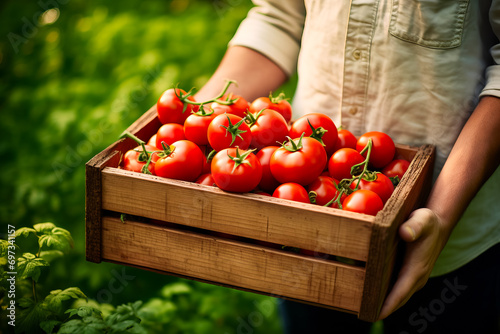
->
389, 0, 470, 49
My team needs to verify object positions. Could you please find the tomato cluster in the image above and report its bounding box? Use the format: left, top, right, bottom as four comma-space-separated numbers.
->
120, 81, 411, 216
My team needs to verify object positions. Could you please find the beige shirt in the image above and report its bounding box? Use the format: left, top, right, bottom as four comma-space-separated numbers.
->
230, 0, 500, 276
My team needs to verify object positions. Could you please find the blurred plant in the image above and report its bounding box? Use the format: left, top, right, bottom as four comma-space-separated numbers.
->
0, 222, 87, 334
0, 1, 288, 333
1, 222, 282, 333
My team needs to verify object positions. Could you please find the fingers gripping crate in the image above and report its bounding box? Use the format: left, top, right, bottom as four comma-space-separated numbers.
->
85, 105, 435, 322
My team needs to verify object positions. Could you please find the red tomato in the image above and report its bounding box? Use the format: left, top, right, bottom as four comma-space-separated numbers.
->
207, 114, 252, 151
195, 173, 216, 187
332, 128, 357, 152
356, 131, 396, 169
121, 144, 159, 174
289, 113, 338, 156
249, 93, 293, 123
147, 134, 158, 148
382, 159, 410, 180
342, 189, 384, 216
157, 88, 197, 125
307, 176, 339, 206
328, 148, 365, 181
248, 109, 289, 150
272, 183, 310, 203
183, 107, 217, 146
357, 172, 394, 204
211, 93, 249, 118
255, 146, 281, 193
270, 136, 327, 186
211, 148, 262, 193
155, 123, 186, 148
155, 140, 204, 181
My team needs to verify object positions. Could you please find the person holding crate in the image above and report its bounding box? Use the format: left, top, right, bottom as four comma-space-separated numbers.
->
195, 1, 500, 333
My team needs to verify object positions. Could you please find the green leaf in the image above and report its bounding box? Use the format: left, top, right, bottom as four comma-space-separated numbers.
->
33, 222, 57, 234
57, 319, 107, 334
16, 227, 37, 238
40, 319, 62, 334
106, 301, 143, 327
19, 297, 36, 308
17, 301, 50, 334
65, 306, 102, 319
39, 250, 65, 262
160, 282, 191, 298
38, 227, 74, 253
0, 239, 9, 265
17, 253, 50, 282
0, 239, 9, 256
45, 287, 88, 315
109, 319, 147, 334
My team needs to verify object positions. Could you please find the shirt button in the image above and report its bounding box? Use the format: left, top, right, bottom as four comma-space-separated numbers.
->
349, 107, 358, 115
352, 49, 361, 60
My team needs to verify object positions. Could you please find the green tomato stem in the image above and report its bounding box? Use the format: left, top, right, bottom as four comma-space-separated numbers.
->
120, 131, 149, 162
351, 138, 373, 191
181, 79, 238, 106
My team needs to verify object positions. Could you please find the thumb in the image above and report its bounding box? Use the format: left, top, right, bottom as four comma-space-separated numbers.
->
399, 208, 435, 242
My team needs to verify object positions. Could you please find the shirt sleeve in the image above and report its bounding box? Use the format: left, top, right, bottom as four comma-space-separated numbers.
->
229, 0, 306, 77
479, 2, 500, 98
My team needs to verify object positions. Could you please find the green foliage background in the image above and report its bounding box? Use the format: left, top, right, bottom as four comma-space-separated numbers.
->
0, 0, 299, 332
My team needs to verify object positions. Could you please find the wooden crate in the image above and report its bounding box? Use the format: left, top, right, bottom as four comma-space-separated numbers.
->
86, 105, 435, 322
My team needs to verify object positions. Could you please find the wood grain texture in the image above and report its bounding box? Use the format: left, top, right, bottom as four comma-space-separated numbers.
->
101, 216, 366, 312
101, 168, 374, 261
359, 145, 435, 321
85, 150, 122, 263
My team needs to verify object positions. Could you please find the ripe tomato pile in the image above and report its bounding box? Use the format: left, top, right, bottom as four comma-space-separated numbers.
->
120, 81, 411, 216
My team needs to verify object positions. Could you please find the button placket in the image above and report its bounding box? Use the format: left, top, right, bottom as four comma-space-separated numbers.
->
340, 0, 380, 134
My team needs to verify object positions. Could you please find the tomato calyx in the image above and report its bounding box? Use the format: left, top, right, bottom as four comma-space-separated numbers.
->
306, 119, 328, 147
244, 108, 265, 127
227, 147, 256, 173
359, 170, 379, 182
324, 179, 355, 209
157, 141, 176, 159
280, 133, 305, 152
192, 104, 215, 117
219, 115, 249, 146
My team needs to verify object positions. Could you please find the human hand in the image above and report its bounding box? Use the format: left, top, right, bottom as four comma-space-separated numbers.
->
378, 208, 449, 320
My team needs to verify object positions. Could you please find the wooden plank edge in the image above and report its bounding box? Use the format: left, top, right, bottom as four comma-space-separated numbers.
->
358, 145, 435, 322
100, 167, 374, 261
85, 149, 124, 263
101, 216, 366, 312
103, 258, 360, 317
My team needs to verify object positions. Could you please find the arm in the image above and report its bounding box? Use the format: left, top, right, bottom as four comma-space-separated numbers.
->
194, 46, 288, 102
379, 95, 500, 319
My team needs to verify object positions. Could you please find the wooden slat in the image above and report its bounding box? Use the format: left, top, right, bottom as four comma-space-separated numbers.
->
85, 150, 122, 263
101, 168, 374, 261
358, 145, 435, 321
101, 216, 366, 312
